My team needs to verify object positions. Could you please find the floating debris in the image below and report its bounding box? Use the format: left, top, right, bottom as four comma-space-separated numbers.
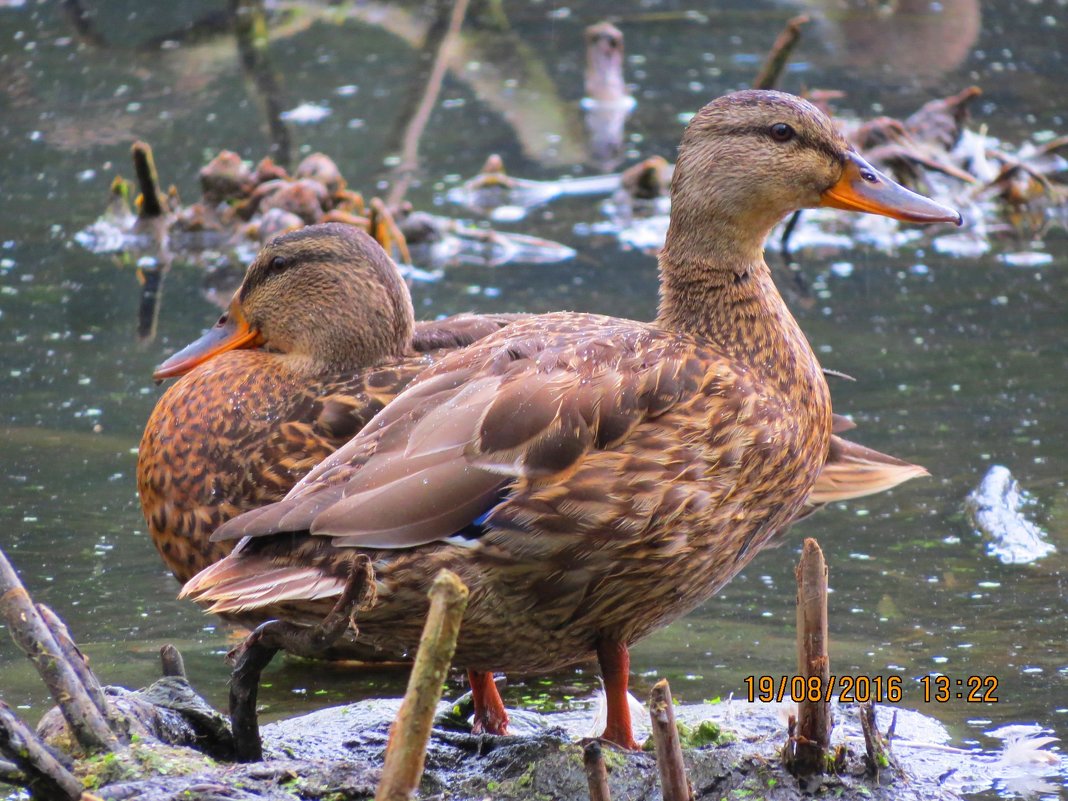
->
932, 231, 991, 258
964, 465, 1056, 565
279, 102, 332, 124
990, 724, 1062, 768
998, 251, 1055, 268
401, 211, 576, 269
446, 153, 624, 217
78, 145, 574, 273
454, 86, 1066, 259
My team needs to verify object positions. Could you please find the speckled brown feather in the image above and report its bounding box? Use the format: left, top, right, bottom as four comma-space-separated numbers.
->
138, 224, 519, 583
187, 297, 831, 673
182, 91, 938, 678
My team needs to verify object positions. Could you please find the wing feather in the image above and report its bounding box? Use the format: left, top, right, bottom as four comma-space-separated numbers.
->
210, 314, 709, 552
808, 435, 928, 506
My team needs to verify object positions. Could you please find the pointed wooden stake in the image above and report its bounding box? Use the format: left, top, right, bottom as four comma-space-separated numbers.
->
648, 679, 693, 801
786, 537, 831, 775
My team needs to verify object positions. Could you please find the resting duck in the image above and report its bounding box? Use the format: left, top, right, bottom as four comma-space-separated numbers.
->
183, 91, 958, 748
138, 222, 912, 589
138, 223, 517, 584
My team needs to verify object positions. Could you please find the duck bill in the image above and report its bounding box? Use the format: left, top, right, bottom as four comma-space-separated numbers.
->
820, 152, 962, 225
153, 299, 262, 380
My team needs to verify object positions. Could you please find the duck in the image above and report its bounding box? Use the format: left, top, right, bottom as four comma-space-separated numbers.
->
182, 90, 959, 749
139, 222, 915, 590
138, 222, 518, 585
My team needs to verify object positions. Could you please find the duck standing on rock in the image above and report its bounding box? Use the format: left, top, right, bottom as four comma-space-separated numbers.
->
182, 91, 960, 750
138, 223, 517, 584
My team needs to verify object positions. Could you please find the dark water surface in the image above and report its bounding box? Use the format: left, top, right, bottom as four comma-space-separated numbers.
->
1, 1, 1066, 796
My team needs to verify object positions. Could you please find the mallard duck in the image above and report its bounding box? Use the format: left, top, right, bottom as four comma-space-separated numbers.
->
182, 91, 959, 749
138, 222, 517, 584
138, 222, 911, 589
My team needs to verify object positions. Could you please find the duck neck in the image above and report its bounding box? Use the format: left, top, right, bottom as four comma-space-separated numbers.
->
656, 218, 826, 402
281, 320, 413, 379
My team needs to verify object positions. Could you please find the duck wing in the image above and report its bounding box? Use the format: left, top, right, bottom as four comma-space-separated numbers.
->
210, 313, 708, 550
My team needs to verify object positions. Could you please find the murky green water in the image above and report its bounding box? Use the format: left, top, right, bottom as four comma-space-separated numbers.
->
1, 1, 1066, 796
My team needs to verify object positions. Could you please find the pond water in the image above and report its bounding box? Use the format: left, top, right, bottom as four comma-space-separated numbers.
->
0, 1, 1066, 797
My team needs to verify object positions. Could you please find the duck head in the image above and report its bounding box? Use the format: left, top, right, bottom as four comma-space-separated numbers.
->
154, 222, 415, 380
662, 90, 961, 269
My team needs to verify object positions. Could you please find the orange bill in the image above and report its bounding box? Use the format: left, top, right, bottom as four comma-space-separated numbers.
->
153, 298, 262, 380
820, 151, 962, 225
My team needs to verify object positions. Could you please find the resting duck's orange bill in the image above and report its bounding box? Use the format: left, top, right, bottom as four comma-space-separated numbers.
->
153, 299, 262, 380
820, 151, 962, 225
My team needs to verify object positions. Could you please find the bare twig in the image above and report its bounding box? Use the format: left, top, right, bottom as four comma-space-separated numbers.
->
37, 604, 122, 737
375, 570, 470, 801
583, 739, 612, 801
159, 644, 187, 679
860, 700, 894, 780
786, 538, 831, 776
228, 556, 374, 762
0, 547, 118, 754
386, 0, 472, 207
752, 15, 809, 91
0, 702, 85, 800
648, 679, 692, 801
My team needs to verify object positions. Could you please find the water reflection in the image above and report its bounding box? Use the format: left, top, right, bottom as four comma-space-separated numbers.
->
795, 0, 981, 84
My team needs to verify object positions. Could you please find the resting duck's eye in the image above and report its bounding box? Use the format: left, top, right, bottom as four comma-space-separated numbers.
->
769, 122, 795, 142
266, 255, 288, 275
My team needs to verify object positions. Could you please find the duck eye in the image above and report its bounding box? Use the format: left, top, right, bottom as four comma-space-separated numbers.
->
266, 255, 288, 275
769, 123, 795, 143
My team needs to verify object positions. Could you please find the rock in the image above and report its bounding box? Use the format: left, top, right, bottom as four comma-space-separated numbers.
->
33, 673, 1042, 801
965, 465, 1056, 564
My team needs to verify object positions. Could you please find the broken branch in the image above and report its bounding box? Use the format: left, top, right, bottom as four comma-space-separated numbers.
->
375, 569, 470, 801
648, 679, 692, 801
787, 537, 831, 776
0, 547, 118, 755
0, 701, 85, 800
228, 555, 374, 762
583, 739, 613, 801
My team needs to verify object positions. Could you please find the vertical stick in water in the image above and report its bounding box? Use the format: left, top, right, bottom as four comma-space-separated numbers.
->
376, 569, 470, 801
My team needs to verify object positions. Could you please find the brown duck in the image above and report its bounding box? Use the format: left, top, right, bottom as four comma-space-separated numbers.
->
138, 223, 909, 589
138, 223, 516, 584
183, 91, 959, 749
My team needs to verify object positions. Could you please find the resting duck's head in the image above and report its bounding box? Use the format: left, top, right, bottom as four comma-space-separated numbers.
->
664, 90, 961, 261
154, 222, 414, 380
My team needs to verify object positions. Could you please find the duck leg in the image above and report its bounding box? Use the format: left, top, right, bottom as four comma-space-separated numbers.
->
596, 638, 640, 750
228, 556, 374, 761
468, 670, 510, 735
